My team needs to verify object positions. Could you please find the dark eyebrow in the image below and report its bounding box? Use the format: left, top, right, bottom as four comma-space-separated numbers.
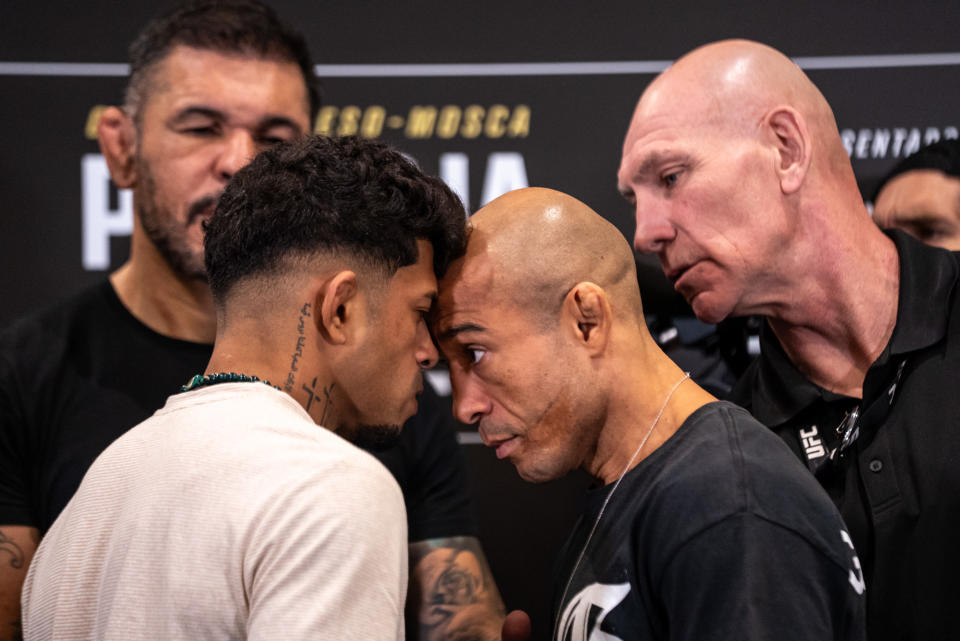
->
438, 323, 486, 342
168, 106, 225, 125
633, 151, 673, 179
168, 107, 304, 134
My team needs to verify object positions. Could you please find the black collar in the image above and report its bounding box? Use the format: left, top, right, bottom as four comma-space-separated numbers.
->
749, 230, 959, 426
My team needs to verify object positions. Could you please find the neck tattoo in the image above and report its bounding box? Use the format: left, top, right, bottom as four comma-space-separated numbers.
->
553, 371, 691, 639
179, 372, 281, 393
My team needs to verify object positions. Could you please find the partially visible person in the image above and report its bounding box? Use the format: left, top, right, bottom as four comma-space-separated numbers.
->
873, 138, 960, 250
21, 134, 466, 641
435, 187, 866, 641
619, 39, 960, 641
0, 3, 504, 640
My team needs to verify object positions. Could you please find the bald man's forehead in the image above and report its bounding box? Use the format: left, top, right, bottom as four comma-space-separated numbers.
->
437, 251, 498, 322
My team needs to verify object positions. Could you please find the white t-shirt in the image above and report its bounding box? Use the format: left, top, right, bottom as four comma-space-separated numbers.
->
22, 383, 408, 641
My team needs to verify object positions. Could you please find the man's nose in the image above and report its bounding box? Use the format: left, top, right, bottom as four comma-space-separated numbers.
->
449, 369, 492, 426
216, 130, 257, 181
416, 324, 439, 370
632, 197, 676, 254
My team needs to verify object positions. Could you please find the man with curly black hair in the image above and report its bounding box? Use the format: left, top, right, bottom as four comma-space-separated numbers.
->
22, 134, 466, 641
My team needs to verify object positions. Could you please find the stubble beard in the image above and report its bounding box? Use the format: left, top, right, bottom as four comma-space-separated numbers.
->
135, 155, 211, 282
344, 423, 403, 452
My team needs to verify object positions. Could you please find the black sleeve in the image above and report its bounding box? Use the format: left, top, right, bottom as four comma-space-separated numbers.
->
659, 513, 865, 641
0, 330, 36, 527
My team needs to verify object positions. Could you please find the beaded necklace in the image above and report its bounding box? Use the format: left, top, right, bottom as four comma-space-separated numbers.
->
179, 372, 281, 393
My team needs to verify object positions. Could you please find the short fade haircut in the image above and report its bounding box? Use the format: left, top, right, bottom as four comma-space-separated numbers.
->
124, 0, 318, 122
204, 135, 468, 304
873, 138, 960, 201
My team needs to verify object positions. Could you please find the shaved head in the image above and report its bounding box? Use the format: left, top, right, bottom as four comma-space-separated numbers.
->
435, 187, 669, 483
627, 39, 849, 181
462, 187, 644, 326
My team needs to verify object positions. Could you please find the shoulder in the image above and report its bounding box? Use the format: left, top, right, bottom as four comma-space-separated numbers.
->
204, 388, 405, 509
1, 282, 113, 363
645, 402, 849, 566
241, 419, 406, 543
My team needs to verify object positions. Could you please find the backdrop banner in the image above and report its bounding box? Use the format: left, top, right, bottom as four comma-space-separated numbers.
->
3, 2, 958, 637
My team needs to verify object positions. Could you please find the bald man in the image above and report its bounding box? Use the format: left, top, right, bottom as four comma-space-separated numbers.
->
435, 187, 865, 641
619, 40, 960, 641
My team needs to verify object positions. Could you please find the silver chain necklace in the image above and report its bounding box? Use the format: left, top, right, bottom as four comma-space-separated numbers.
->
553, 371, 691, 641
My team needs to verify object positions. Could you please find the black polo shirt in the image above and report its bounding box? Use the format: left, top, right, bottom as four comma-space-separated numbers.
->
729, 231, 960, 641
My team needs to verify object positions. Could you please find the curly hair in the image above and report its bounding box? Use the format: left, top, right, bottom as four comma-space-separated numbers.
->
204, 135, 468, 303
124, 0, 318, 121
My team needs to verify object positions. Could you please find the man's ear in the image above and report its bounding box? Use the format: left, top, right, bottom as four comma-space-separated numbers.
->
765, 106, 811, 195
562, 282, 611, 355
315, 271, 360, 345
97, 106, 138, 189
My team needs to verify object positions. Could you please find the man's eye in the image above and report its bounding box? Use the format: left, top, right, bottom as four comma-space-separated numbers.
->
662, 171, 681, 188
183, 125, 218, 136
467, 348, 486, 364
904, 220, 950, 243
259, 135, 289, 147
916, 226, 945, 241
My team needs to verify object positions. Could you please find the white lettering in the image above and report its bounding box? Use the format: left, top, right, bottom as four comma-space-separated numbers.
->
871, 129, 891, 158
855, 129, 872, 159
841, 530, 866, 595
840, 129, 856, 157
799, 425, 826, 459
904, 128, 922, 156
81, 154, 132, 270
439, 152, 470, 214
892, 128, 909, 157
924, 127, 941, 145
557, 582, 630, 641
480, 152, 529, 206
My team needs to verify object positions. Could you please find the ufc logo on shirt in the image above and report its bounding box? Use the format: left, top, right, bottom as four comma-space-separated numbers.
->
800, 426, 826, 460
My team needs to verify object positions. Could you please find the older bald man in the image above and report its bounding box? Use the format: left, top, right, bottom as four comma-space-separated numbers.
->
436, 187, 865, 641
618, 40, 960, 641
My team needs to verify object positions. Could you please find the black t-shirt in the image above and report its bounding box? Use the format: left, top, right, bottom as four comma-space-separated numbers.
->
0, 281, 477, 541
729, 232, 960, 641
553, 401, 865, 641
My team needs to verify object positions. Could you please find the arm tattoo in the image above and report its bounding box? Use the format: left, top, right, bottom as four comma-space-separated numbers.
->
284, 302, 311, 393
431, 560, 480, 608
409, 537, 505, 641
0, 532, 24, 569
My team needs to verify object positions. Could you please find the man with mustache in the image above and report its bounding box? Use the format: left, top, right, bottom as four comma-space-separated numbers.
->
22, 133, 464, 640
618, 39, 960, 640
0, 3, 505, 640
434, 187, 865, 641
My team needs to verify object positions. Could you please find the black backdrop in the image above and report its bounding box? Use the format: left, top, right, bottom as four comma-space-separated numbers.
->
2, 2, 959, 638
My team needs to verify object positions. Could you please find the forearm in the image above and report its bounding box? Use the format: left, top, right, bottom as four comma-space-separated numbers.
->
408, 536, 506, 641
0, 526, 39, 641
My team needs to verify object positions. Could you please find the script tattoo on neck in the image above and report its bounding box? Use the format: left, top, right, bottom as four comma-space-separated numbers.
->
0, 530, 24, 569
302, 376, 336, 425
285, 302, 311, 393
